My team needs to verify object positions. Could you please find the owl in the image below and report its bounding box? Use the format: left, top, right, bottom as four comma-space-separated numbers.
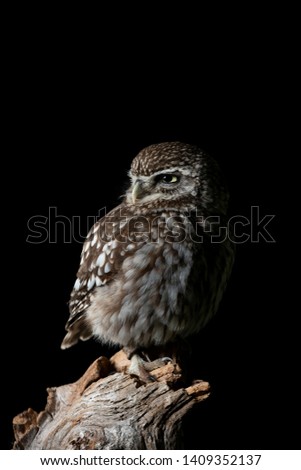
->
61, 142, 235, 380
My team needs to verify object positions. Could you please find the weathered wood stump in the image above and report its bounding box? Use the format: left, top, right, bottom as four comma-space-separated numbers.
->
12, 350, 210, 450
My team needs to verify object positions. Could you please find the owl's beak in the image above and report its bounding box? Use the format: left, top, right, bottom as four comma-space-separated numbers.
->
131, 180, 145, 203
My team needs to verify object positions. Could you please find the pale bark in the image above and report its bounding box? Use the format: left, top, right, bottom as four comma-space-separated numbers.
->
13, 351, 210, 450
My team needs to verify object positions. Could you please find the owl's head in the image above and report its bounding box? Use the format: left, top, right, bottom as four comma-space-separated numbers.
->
126, 142, 229, 215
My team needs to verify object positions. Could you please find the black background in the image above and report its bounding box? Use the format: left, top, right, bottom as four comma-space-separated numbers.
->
2, 16, 295, 450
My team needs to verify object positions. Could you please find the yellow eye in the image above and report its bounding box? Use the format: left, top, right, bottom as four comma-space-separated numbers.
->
156, 174, 179, 184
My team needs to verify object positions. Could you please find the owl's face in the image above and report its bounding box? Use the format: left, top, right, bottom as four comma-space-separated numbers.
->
127, 167, 200, 206
125, 141, 229, 215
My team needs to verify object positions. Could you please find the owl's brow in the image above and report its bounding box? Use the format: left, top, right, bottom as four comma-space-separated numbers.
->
129, 167, 192, 179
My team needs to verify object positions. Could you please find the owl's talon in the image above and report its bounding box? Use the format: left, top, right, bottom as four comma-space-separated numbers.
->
127, 353, 173, 384
143, 356, 172, 371
128, 354, 155, 384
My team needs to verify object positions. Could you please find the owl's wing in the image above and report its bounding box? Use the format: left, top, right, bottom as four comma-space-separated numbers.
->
61, 204, 146, 349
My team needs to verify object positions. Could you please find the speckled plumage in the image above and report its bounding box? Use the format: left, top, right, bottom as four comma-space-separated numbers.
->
61, 142, 235, 357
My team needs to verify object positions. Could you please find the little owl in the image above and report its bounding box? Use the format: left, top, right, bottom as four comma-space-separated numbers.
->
61, 142, 235, 381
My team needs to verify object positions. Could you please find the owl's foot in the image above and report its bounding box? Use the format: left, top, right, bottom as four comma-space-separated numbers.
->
127, 353, 172, 384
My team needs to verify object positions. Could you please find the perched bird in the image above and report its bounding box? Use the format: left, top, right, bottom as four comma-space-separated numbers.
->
61, 142, 235, 380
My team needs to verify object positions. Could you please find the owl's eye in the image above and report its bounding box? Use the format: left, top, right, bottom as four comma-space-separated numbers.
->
155, 174, 179, 184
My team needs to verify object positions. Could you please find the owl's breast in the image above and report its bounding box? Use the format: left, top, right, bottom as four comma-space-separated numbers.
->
85, 212, 234, 349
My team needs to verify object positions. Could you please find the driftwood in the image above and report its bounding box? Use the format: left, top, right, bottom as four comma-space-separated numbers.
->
12, 350, 210, 450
